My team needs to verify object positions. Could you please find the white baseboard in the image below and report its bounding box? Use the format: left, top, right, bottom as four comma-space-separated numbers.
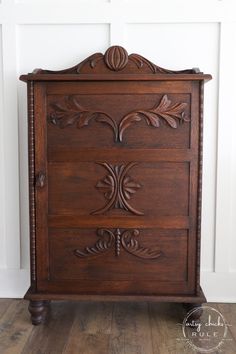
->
0, 268, 30, 298
201, 271, 236, 303
0, 269, 235, 302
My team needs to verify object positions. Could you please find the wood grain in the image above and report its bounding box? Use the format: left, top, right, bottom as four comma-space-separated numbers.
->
0, 300, 235, 354
0, 299, 12, 318
149, 302, 184, 354
63, 302, 113, 354
108, 302, 153, 354
21, 301, 75, 354
217, 303, 236, 346
20, 46, 211, 319
0, 300, 33, 354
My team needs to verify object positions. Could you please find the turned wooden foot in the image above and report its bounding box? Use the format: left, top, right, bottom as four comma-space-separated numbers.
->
28, 300, 49, 325
183, 303, 203, 321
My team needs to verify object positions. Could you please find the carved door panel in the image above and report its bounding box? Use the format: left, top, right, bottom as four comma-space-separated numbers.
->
47, 82, 192, 149
42, 228, 192, 295
34, 80, 199, 296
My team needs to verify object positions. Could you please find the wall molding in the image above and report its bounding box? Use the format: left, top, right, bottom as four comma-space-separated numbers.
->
0, 269, 30, 298
201, 271, 236, 303
0, 2, 236, 23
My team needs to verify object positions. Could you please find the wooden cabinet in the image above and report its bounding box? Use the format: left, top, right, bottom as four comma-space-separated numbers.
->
20, 46, 211, 325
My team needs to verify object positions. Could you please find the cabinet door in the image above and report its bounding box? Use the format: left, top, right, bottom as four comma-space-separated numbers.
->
34, 80, 200, 296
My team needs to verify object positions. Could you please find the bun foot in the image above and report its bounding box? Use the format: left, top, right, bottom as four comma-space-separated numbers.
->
28, 300, 49, 325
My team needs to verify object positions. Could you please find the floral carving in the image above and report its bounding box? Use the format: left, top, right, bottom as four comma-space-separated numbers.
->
74, 228, 163, 260
48, 95, 118, 140
92, 162, 143, 216
74, 229, 115, 258
48, 95, 188, 142
118, 94, 188, 141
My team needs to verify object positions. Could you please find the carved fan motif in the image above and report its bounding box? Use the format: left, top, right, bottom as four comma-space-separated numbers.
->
92, 162, 143, 216
74, 228, 163, 260
49, 94, 189, 143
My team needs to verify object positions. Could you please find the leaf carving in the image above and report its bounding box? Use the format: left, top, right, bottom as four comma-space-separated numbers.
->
48, 95, 117, 137
139, 111, 160, 127
153, 94, 170, 111
118, 94, 188, 141
74, 229, 115, 258
49, 94, 189, 143
95, 114, 118, 141
74, 228, 163, 260
119, 113, 142, 141
121, 230, 163, 259
76, 112, 97, 128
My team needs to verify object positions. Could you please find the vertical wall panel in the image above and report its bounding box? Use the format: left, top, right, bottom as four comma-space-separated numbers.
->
15, 0, 108, 4
125, 23, 219, 73
0, 25, 6, 268
1, 23, 21, 269
17, 24, 109, 73
230, 131, 236, 271
216, 22, 236, 273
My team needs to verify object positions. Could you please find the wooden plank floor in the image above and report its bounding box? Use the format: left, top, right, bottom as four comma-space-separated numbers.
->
0, 300, 235, 354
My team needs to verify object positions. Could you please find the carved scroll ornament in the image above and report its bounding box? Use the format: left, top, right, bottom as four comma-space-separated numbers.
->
48, 94, 189, 142
74, 228, 163, 260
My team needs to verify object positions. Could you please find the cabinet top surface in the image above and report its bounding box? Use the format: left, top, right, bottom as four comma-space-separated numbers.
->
20, 45, 212, 83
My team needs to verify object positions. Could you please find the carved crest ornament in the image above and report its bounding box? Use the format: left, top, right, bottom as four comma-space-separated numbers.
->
37, 45, 199, 75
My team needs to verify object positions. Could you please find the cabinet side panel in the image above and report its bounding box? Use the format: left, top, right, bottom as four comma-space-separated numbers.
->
196, 81, 204, 296
27, 80, 36, 289
34, 83, 49, 286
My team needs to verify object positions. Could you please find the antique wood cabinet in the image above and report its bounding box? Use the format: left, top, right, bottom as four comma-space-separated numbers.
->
20, 46, 211, 325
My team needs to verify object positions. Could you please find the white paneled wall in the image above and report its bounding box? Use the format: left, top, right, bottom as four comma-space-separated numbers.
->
0, 25, 5, 269
0, 0, 236, 301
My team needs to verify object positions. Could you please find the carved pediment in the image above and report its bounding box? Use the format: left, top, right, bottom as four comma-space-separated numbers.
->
33, 45, 199, 75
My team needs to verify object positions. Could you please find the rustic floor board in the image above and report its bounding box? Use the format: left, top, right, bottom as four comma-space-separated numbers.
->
63, 302, 113, 354
215, 303, 236, 354
21, 301, 76, 354
148, 302, 186, 354
0, 299, 34, 354
108, 302, 153, 354
0, 300, 235, 354
0, 299, 12, 318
